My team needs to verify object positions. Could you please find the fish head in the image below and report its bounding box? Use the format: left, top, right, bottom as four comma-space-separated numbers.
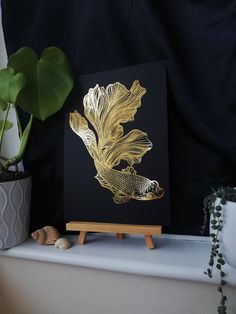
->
133, 180, 164, 201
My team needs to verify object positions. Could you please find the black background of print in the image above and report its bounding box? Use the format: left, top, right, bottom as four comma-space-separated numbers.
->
64, 61, 170, 225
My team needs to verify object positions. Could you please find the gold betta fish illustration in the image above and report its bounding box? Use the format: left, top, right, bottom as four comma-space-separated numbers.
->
69, 80, 164, 204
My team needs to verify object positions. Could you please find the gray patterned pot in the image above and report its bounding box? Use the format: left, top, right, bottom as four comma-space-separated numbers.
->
0, 176, 31, 249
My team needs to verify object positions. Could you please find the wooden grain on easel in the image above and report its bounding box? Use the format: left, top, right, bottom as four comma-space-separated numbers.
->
66, 221, 162, 249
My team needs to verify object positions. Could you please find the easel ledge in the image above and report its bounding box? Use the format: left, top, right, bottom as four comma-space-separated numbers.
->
66, 221, 162, 249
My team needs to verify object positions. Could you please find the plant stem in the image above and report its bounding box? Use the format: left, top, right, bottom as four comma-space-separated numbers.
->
0, 103, 11, 154
3, 114, 33, 170
14, 105, 23, 138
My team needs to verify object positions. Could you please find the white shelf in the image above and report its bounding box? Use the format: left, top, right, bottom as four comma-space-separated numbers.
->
0, 233, 236, 286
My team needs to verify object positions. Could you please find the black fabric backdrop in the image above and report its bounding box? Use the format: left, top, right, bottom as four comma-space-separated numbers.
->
1, 0, 236, 235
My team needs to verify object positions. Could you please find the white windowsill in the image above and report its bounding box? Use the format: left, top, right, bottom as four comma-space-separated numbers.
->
0, 233, 236, 286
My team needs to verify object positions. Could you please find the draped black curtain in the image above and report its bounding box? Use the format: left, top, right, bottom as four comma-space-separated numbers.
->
1, 0, 236, 234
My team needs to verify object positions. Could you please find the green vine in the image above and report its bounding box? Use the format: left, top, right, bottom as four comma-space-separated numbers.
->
201, 186, 236, 314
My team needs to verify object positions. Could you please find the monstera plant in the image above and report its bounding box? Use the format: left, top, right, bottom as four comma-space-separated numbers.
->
0, 47, 73, 249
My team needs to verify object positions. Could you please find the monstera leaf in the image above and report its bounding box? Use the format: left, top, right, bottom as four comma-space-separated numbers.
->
0, 67, 26, 106
0, 98, 7, 111
8, 47, 74, 121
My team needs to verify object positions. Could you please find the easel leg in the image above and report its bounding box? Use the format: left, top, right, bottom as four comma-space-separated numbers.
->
144, 235, 155, 249
78, 231, 87, 244
116, 233, 125, 240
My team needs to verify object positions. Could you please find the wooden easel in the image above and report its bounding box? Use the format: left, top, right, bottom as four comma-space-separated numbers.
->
66, 221, 162, 249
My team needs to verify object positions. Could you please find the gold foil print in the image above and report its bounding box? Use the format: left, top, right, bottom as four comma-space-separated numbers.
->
70, 81, 164, 204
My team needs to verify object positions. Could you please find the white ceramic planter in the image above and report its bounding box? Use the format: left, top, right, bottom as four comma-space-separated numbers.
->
0, 176, 31, 249
211, 198, 236, 269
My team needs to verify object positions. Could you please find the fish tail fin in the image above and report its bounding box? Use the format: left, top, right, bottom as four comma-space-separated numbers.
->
83, 80, 151, 168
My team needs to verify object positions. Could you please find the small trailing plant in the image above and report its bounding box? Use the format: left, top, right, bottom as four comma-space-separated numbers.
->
0, 47, 73, 179
201, 186, 236, 314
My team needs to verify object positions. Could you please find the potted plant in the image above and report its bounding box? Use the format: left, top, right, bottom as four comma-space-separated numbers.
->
202, 186, 236, 314
0, 47, 73, 249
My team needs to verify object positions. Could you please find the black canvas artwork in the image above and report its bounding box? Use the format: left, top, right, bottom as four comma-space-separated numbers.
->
64, 61, 170, 226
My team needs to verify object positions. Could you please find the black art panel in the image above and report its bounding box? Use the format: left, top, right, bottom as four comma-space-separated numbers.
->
64, 61, 170, 226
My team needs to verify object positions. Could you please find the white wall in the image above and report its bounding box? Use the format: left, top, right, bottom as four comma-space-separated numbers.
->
0, 4, 7, 68
1, 256, 236, 314
0, 5, 21, 163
